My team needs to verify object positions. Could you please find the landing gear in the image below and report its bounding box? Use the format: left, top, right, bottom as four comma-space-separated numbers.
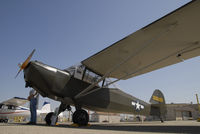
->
45, 103, 68, 125
45, 112, 57, 125
4, 119, 8, 123
44, 102, 89, 126
72, 109, 89, 126
160, 116, 164, 123
0, 119, 8, 123
160, 117, 164, 123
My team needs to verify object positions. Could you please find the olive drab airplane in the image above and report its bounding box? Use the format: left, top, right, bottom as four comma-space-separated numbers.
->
0, 97, 51, 123
15, 0, 200, 126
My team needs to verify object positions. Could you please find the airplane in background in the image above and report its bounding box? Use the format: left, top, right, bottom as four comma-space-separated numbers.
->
15, 1, 200, 126
0, 97, 51, 123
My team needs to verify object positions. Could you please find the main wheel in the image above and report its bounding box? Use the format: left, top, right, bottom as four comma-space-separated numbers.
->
4, 119, 8, 123
45, 112, 58, 125
72, 109, 89, 126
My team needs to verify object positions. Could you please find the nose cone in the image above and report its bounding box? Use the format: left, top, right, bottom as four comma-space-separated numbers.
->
23, 61, 43, 89
23, 61, 71, 97
23, 61, 39, 84
23, 62, 33, 83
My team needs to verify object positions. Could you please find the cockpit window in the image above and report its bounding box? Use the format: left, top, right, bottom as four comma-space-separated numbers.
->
1, 105, 8, 109
0, 104, 3, 109
66, 66, 76, 76
83, 69, 101, 83
65, 63, 102, 85
64, 63, 117, 88
8, 105, 16, 110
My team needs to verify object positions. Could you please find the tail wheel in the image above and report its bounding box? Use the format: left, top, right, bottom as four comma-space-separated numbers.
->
45, 112, 58, 125
72, 109, 89, 126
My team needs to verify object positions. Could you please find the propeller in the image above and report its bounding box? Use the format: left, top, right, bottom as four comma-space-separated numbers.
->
15, 49, 35, 78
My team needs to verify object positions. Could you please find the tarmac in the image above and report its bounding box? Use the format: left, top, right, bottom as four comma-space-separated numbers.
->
1, 120, 200, 134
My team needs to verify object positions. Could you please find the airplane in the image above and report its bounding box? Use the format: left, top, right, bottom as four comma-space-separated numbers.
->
0, 97, 51, 123
15, 0, 200, 126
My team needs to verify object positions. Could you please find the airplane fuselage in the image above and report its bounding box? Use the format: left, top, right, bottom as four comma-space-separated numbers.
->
24, 61, 151, 115
0, 106, 43, 121
0, 106, 30, 118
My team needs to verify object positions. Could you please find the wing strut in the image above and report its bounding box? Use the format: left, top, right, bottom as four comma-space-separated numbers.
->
75, 23, 179, 99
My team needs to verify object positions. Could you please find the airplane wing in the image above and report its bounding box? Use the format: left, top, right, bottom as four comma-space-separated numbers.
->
1, 97, 28, 106
82, 0, 200, 80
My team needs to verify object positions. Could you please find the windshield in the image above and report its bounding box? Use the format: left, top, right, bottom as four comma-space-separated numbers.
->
65, 63, 102, 84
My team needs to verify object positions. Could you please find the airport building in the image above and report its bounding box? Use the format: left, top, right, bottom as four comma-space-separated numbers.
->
90, 112, 121, 123
165, 103, 199, 121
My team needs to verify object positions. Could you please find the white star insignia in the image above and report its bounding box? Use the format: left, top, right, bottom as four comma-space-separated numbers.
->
131, 101, 144, 111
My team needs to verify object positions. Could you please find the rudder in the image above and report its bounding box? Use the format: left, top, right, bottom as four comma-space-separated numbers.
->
41, 101, 51, 113
149, 89, 166, 122
150, 89, 165, 104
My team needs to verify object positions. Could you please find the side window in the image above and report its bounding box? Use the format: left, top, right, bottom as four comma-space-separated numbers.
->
74, 65, 85, 80
2, 105, 8, 109
83, 69, 101, 85
67, 67, 75, 75
8, 105, 12, 109
13, 106, 16, 110
7, 105, 15, 110
0, 104, 3, 109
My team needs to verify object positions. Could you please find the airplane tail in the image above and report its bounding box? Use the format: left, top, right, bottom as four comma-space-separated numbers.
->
40, 101, 51, 113
149, 89, 167, 122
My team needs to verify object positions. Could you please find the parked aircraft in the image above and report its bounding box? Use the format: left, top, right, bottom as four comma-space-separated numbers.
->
0, 97, 51, 123
16, 1, 200, 126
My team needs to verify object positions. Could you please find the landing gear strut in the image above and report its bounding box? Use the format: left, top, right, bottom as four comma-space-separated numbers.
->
45, 102, 68, 125
72, 109, 89, 126
44, 102, 89, 126
160, 117, 164, 123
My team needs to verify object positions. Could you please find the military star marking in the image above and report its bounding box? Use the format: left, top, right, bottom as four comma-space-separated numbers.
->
131, 101, 144, 111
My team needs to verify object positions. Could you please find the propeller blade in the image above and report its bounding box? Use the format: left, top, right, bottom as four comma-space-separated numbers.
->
15, 68, 22, 78
15, 49, 35, 78
21, 49, 35, 69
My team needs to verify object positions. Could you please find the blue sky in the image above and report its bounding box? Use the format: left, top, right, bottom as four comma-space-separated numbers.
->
1, 0, 198, 110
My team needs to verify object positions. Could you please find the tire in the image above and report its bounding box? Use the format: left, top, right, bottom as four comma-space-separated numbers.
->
4, 119, 8, 123
45, 112, 58, 125
72, 109, 89, 126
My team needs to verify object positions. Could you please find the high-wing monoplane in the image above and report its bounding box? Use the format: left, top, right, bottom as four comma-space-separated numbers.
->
16, 0, 200, 126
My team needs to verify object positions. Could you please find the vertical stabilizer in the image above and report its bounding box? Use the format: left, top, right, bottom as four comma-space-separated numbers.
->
150, 89, 165, 104
41, 102, 51, 113
149, 89, 166, 122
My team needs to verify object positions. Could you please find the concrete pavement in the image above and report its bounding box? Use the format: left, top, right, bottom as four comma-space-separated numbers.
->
0, 121, 200, 134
